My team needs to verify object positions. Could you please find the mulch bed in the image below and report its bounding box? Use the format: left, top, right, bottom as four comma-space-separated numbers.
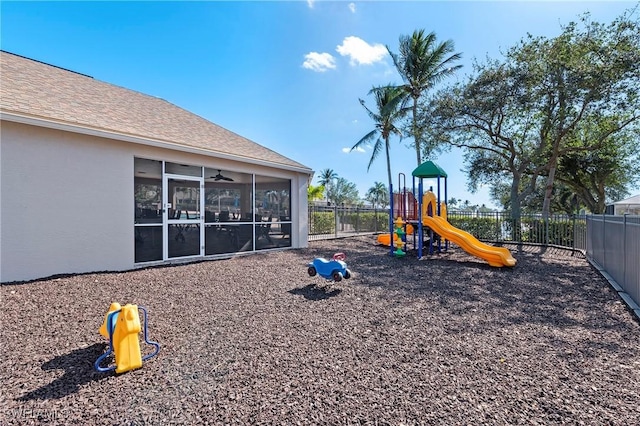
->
1, 236, 639, 425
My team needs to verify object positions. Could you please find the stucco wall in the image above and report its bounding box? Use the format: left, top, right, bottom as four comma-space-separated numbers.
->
1, 121, 309, 282
614, 204, 640, 215
294, 172, 309, 247
1, 122, 133, 282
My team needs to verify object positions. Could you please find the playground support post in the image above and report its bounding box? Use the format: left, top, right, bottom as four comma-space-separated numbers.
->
389, 183, 394, 257
418, 180, 423, 258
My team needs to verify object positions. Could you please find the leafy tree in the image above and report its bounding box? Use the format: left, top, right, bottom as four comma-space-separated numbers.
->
512, 12, 640, 219
387, 29, 462, 166
429, 10, 640, 222
555, 124, 640, 213
428, 60, 544, 220
307, 184, 325, 202
525, 180, 582, 215
326, 177, 359, 206
352, 85, 407, 193
365, 182, 390, 208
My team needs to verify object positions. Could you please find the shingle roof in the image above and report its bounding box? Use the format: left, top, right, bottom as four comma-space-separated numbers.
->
612, 194, 640, 205
0, 51, 311, 172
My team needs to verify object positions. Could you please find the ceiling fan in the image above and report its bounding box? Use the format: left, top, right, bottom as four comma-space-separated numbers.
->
211, 170, 234, 182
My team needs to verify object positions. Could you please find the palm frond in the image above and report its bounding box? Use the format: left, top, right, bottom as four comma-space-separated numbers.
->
367, 138, 384, 171
352, 130, 378, 151
359, 98, 381, 122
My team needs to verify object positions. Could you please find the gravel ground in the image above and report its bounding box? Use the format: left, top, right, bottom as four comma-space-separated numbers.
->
1, 236, 639, 425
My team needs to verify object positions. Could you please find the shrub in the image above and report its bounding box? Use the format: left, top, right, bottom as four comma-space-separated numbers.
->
341, 212, 389, 232
448, 216, 498, 240
310, 212, 334, 235
520, 218, 576, 246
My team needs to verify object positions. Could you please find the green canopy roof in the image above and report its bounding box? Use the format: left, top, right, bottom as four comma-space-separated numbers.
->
412, 161, 447, 178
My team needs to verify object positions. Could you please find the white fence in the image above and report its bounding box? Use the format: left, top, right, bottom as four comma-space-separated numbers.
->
586, 215, 640, 314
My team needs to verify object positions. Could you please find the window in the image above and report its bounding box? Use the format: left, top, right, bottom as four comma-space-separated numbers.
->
134, 158, 162, 262
134, 159, 293, 261
255, 175, 291, 250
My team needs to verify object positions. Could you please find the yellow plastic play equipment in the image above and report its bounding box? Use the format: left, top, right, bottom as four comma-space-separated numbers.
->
95, 302, 160, 374
421, 191, 516, 267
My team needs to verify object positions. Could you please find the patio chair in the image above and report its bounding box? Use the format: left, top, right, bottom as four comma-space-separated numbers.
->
257, 215, 273, 244
280, 216, 291, 238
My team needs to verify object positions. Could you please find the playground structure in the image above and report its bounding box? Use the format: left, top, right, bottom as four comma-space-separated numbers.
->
383, 161, 517, 267
95, 302, 161, 374
420, 191, 516, 267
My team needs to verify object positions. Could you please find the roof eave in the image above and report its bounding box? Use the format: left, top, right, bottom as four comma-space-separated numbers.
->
1, 111, 313, 175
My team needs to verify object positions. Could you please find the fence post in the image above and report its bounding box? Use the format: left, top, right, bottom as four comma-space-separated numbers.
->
572, 213, 576, 255
374, 206, 378, 233
545, 217, 549, 245
602, 213, 606, 269
623, 213, 627, 290
334, 205, 338, 238
495, 211, 500, 242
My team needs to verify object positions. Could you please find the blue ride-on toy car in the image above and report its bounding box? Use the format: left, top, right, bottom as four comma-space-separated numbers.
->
307, 253, 352, 282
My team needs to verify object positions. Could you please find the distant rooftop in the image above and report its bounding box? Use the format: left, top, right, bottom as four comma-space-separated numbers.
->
612, 194, 640, 205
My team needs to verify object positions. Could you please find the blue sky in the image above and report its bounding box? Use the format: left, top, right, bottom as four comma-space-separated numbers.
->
1, 1, 636, 207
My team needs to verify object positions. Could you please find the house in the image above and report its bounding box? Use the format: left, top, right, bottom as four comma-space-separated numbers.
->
0, 51, 313, 283
609, 194, 640, 215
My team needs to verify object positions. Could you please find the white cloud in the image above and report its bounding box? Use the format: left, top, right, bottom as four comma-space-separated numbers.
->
302, 52, 337, 72
307, 0, 315, 9
336, 36, 388, 66
343, 146, 365, 153
348, 3, 356, 13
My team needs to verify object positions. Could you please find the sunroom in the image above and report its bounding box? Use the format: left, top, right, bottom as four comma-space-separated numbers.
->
134, 159, 295, 262
0, 50, 312, 283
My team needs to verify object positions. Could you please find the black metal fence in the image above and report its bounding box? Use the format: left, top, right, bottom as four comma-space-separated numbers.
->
307, 204, 587, 250
446, 211, 587, 251
307, 204, 638, 314
307, 205, 389, 240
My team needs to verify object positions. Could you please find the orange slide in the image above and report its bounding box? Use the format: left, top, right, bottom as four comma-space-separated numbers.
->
377, 223, 414, 246
377, 233, 395, 246
422, 192, 516, 267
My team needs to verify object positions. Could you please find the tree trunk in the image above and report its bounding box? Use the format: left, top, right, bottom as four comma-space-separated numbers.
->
510, 178, 522, 241
385, 137, 395, 256
413, 96, 421, 166
542, 158, 558, 221
385, 138, 393, 194
596, 181, 606, 214
541, 152, 561, 244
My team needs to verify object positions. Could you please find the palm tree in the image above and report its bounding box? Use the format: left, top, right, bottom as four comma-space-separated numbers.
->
366, 182, 389, 208
387, 29, 462, 166
317, 168, 337, 204
352, 85, 407, 194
